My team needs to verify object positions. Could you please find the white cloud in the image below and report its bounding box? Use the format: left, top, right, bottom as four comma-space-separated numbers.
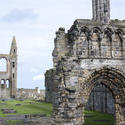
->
30, 68, 40, 73
33, 74, 44, 81
0, 8, 38, 23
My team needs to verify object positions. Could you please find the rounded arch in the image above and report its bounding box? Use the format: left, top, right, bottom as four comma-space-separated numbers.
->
0, 58, 7, 72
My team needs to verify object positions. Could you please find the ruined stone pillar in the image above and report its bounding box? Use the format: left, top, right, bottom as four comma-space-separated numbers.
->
53, 91, 84, 125
52, 66, 85, 125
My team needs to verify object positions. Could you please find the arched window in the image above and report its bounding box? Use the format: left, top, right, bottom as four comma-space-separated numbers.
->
1, 79, 5, 88
6, 80, 10, 88
1, 80, 4, 84
0, 58, 7, 72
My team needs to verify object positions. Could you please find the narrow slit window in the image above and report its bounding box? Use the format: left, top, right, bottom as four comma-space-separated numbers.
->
14, 49, 16, 54
13, 62, 15, 68
13, 73, 15, 78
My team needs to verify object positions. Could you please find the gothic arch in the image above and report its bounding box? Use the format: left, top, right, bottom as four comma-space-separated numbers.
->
90, 27, 102, 57
115, 29, 124, 37
104, 27, 114, 42
68, 24, 79, 42
80, 66, 125, 125
112, 29, 124, 57
81, 66, 125, 98
92, 27, 102, 34
80, 26, 91, 41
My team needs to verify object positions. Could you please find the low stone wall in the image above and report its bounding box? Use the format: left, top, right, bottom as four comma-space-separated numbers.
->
17, 87, 45, 100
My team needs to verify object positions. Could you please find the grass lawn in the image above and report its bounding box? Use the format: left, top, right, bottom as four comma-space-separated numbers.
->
84, 110, 114, 125
0, 99, 114, 125
0, 99, 53, 117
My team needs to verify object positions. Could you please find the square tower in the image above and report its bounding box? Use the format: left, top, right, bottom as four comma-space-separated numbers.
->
92, 0, 110, 24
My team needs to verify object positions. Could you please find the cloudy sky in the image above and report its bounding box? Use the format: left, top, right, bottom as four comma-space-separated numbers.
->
0, 0, 124, 89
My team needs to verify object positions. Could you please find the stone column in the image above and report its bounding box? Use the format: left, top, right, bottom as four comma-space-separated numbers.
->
115, 98, 125, 125
53, 90, 84, 125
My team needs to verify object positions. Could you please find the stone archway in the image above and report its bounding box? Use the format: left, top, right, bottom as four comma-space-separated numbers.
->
79, 66, 125, 125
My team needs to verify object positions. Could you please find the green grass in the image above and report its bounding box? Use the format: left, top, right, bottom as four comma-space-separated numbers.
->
0, 100, 114, 125
84, 110, 114, 125
0, 99, 53, 117
7, 120, 24, 125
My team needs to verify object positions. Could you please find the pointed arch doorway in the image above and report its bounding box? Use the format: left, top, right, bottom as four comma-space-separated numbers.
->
80, 67, 125, 125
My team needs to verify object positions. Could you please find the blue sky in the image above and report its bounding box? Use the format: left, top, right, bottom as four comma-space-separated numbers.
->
0, 0, 124, 89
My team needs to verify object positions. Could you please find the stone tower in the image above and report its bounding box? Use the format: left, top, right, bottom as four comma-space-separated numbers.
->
0, 36, 17, 98
92, 0, 110, 24
10, 36, 17, 98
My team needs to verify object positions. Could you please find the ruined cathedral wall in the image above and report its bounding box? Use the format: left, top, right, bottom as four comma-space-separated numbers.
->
53, 20, 125, 69
45, 20, 125, 115
17, 88, 45, 100
0, 38, 17, 98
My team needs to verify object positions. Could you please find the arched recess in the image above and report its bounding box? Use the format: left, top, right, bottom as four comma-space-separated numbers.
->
112, 29, 124, 58
75, 27, 89, 57
101, 28, 114, 57
0, 58, 7, 72
80, 66, 125, 125
91, 27, 102, 57
80, 26, 91, 57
